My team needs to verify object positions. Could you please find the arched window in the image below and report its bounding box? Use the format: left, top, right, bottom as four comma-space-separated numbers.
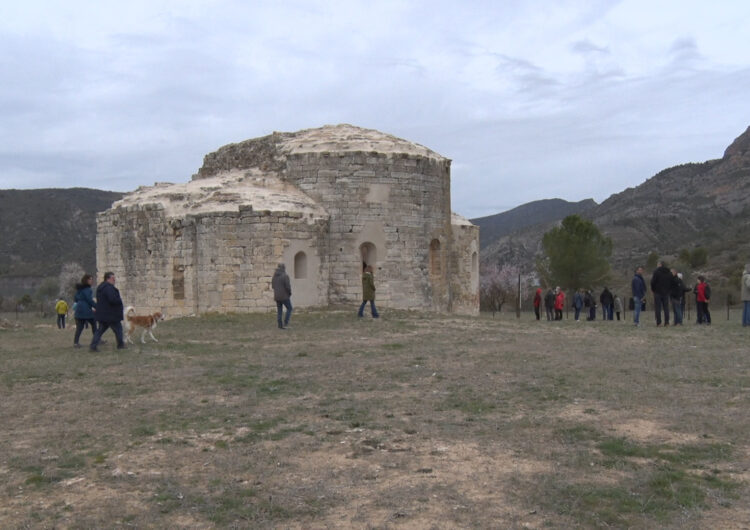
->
430, 239, 441, 276
360, 242, 377, 270
294, 251, 307, 279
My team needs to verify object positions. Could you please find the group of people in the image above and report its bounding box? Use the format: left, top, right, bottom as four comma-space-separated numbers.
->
52, 272, 130, 350
55, 260, 750, 341
531, 260, 750, 328
535, 287, 565, 321
534, 286, 623, 322
51, 261, 376, 350
632, 262, 715, 327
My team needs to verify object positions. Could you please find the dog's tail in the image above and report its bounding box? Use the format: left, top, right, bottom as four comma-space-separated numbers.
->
124, 306, 135, 319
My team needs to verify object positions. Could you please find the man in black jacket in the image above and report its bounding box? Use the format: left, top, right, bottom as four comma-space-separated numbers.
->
90, 271, 126, 351
650, 261, 672, 326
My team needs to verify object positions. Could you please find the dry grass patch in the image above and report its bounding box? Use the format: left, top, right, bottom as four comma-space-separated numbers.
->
0, 309, 748, 528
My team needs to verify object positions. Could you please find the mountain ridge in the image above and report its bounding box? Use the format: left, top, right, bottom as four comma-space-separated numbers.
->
481, 126, 750, 291
471, 198, 597, 248
0, 188, 123, 296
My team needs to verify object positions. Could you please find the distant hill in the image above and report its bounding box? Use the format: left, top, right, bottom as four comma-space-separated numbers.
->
0, 188, 123, 296
482, 126, 750, 289
471, 198, 596, 248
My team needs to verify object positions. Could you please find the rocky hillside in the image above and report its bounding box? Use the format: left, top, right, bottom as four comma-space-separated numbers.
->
471, 198, 596, 248
482, 126, 750, 283
0, 188, 123, 295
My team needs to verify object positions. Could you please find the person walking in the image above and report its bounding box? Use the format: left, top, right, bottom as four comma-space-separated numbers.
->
544, 289, 555, 321
90, 272, 126, 351
742, 263, 750, 327
650, 261, 672, 326
73, 273, 97, 347
358, 265, 379, 318
632, 266, 647, 327
55, 298, 69, 329
533, 288, 542, 320
613, 294, 623, 321
272, 263, 293, 329
554, 287, 565, 320
695, 275, 711, 325
573, 289, 584, 322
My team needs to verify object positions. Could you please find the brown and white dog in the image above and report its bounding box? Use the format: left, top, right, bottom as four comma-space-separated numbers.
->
124, 306, 164, 344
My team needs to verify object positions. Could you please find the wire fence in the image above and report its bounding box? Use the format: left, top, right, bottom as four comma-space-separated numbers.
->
483, 300, 748, 323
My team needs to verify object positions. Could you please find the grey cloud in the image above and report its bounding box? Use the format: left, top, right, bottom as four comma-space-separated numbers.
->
668, 37, 702, 66
571, 39, 610, 55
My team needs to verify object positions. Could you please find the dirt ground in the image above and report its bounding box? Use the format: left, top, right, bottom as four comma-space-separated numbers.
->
1, 309, 749, 528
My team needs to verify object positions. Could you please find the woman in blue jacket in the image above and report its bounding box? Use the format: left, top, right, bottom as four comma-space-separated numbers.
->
73, 274, 97, 348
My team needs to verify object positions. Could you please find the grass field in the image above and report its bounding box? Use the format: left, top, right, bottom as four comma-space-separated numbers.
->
1, 308, 748, 528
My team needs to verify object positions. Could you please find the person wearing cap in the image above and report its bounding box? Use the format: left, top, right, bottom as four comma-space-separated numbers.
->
272, 263, 292, 329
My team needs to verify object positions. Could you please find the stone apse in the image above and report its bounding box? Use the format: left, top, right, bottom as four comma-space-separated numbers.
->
96, 124, 479, 316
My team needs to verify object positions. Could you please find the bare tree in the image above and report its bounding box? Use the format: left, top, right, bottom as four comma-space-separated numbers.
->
480, 263, 521, 317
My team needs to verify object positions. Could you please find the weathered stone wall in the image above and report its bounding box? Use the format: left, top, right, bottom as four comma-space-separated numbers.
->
284, 152, 453, 310
96, 125, 479, 316
97, 205, 329, 317
449, 222, 480, 314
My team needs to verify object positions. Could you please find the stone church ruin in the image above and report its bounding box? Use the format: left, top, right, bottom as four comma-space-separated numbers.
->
97, 124, 479, 316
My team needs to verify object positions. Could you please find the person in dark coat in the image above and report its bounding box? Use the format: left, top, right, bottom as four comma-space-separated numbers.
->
600, 287, 614, 321
90, 271, 126, 351
358, 265, 379, 318
669, 269, 690, 325
573, 289, 584, 322
584, 290, 596, 321
650, 261, 672, 326
73, 273, 97, 347
631, 266, 647, 326
272, 263, 292, 329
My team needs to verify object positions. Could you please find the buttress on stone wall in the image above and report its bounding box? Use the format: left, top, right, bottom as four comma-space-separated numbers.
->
96, 124, 479, 317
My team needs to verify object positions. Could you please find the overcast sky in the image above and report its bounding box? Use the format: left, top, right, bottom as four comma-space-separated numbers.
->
2, 1, 749, 218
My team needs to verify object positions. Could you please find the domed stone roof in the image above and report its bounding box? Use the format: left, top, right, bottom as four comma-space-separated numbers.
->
195, 124, 445, 179
278, 124, 442, 158
110, 169, 327, 221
